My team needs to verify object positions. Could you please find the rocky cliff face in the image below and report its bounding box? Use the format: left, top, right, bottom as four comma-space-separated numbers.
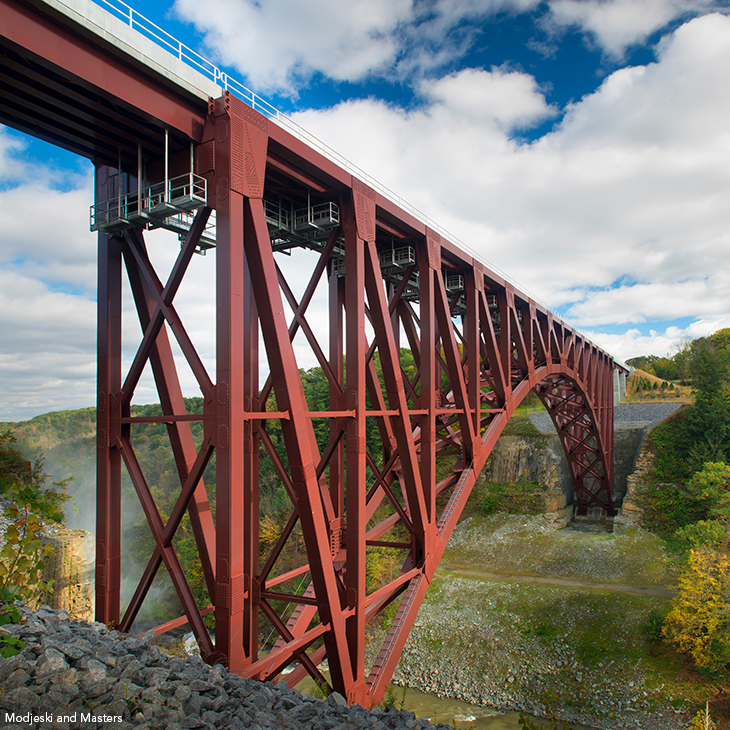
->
479, 426, 646, 525
480, 433, 573, 526
613, 425, 646, 502
41, 527, 95, 621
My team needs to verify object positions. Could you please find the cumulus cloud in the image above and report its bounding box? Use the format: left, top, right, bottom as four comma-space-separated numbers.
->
4, 9, 730, 419
586, 317, 729, 362
291, 13, 730, 358
172, 0, 413, 92
547, 0, 723, 57
0, 181, 97, 295
170, 0, 727, 92
172, 0, 543, 93
0, 269, 96, 420
0, 138, 222, 420
0, 126, 26, 180
420, 67, 557, 130
567, 276, 730, 326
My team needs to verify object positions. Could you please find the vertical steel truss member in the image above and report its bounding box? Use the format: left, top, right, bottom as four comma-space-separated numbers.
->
96, 94, 620, 707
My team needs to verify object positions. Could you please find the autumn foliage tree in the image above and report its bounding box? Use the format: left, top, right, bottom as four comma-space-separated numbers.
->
663, 546, 730, 673
660, 469, 730, 674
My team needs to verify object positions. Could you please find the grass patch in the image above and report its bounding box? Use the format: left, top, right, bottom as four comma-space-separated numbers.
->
482, 479, 545, 515
502, 413, 545, 438
444, 515, 672, 586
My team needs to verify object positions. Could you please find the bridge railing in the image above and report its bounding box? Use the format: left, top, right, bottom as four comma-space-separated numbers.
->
91, 0, 570, 326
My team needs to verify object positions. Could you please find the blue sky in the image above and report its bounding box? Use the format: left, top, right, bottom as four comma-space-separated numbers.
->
1, 0, 730, 420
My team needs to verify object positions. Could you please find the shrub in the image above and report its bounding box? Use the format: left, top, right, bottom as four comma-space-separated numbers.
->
482, 480, 543, 515
0, 433, 70, 656
0, 604, 24, 657
663, 548, 730, 674
690, 702, 717, 730
640, 607, 669, 644
669, 520, 728, 564
639, 460, 730, 537
0, 432, 70, 613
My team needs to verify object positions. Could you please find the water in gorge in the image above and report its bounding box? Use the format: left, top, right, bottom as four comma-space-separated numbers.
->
296, 678, 595, 729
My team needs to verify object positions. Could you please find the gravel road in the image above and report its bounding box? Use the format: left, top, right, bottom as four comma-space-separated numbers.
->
530, 402, 683, 434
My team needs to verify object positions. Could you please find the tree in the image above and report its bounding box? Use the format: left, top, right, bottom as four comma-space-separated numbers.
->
689, 337, 728, 397
672, 337, 693, 383
690, 463, 730, 519
691, 703, 717, 730
663, 547, 730, 673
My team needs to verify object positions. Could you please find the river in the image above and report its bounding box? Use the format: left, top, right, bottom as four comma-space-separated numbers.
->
296, 678, 595, 729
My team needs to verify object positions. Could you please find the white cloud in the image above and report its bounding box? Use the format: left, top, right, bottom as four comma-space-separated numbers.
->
547, 0, 722, 57
0, 126, 26, 180
170, 0, 726, 92
420, 67, 557, 129
586, 317, 730, 363
567, 276, 730, 326
0, 181, 97, 295
172, 0, 543, 93
4, 10, 730, 420
0, 138, 223, 420
0, 270, 96, 420
291, 13, 730, 357
173, 0, 413, 92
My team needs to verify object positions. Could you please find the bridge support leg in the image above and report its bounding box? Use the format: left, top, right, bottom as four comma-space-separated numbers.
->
242, 257, 260, 667
342, 186, 369, 703
95, 167, 122, 627
213, 123, 247, 671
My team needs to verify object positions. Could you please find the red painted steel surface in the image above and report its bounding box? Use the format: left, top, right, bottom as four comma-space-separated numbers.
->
0, 0, 207, 165
93, 94, 619, 705
0, 3, 622, 707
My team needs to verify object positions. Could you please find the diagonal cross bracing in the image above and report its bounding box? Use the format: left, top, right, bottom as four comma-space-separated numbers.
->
93, 95, 621, 704
0, 0, 625, 705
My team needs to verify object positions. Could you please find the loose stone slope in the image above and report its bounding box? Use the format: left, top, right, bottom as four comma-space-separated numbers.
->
0, 604, 451, 730
382, 515, 685, 730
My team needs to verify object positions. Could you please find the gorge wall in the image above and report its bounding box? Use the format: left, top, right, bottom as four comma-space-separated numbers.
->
480, 425, 646, 524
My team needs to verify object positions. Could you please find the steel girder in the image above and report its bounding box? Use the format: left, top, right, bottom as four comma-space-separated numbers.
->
96, 95, 619, 706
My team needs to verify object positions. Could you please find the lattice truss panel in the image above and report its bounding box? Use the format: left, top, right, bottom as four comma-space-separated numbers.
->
96, 94, 618, 706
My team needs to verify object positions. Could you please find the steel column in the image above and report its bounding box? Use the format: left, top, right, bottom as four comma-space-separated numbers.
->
95, 166, 122, 626
212, 102, 247, 670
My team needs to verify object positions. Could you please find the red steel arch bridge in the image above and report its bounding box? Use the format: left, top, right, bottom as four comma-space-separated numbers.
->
1, 0, 628, 706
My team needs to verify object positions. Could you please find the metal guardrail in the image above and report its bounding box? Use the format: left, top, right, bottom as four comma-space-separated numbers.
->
88, 0, 578, 329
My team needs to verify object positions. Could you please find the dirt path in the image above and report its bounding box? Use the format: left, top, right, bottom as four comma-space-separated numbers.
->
438, 561, 677, 597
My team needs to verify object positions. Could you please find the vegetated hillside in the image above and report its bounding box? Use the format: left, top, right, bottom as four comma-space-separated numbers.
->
626, 368, 693, 403
626, 350, 691, 382
628, 328, 730, 726
0, 356, 421, 633
1, 409, 96, 537
1, 400, 209, 532
1, 400, 212, 631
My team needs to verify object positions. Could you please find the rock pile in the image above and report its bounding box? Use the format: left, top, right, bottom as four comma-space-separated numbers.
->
0, 604, 450, 730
